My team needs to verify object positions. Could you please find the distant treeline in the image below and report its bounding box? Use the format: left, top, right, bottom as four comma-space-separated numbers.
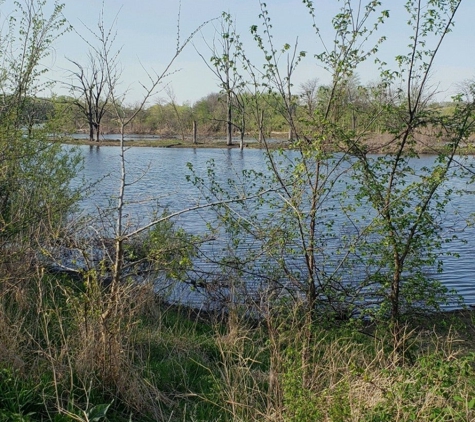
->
10, 83, 454, 141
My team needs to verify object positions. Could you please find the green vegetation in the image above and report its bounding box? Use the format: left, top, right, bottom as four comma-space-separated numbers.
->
38, 84, 472, 152
2, 291, 475, 421
2, 0, 475, 420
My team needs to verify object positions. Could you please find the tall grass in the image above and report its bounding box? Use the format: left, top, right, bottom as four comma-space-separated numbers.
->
0, 268, 475, 421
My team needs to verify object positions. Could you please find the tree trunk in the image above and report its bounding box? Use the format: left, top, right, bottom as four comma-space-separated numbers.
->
95, 124, 101, 142
288, 126, 294, 142
240, 114, 245, 151
258, 110, 264, 145
390, 252, 402, 347
226, 91, 233, 146
192, 120, 197, 144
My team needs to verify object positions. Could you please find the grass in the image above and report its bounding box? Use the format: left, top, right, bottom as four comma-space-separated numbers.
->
130, 305, 475, 421
1, 276, 475, 421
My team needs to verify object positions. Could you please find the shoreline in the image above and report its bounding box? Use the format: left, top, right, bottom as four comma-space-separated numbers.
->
55, 136, 475, 155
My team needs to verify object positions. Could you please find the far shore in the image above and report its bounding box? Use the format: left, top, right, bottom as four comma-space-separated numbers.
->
57, 136, 280, 149
54, 132, 475, 155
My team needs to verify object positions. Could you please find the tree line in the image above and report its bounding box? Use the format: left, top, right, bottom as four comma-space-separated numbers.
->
11, 82, 457, 148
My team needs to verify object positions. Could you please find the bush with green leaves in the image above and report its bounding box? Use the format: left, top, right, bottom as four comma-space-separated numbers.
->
124, 217, 197, 281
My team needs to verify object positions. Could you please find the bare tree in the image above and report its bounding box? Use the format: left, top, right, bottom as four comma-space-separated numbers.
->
67, 53, 111, 142
299, 77, 319, 117
66, 5, 120, 142
165, 86, 187, 142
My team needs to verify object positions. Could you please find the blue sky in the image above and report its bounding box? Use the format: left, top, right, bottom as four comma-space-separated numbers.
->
3, 0, 474, 105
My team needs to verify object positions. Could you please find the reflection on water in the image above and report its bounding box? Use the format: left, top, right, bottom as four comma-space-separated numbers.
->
68, 145, 475, 308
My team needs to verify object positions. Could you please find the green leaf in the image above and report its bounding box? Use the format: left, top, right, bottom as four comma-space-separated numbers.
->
87, 402, 112, 421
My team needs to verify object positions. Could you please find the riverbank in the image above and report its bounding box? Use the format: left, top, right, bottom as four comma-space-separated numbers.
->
55, 135, 286, 149
56, 133, 475, 154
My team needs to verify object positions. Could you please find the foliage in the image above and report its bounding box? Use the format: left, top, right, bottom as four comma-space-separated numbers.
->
0, 0, 82, 274
344, 0, 470, 336
0, 368, 42, 421
185, 1, 475, 346
125, 216, 198, 281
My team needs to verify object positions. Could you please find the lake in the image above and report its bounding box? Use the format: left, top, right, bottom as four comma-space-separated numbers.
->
70, 144, 475, 310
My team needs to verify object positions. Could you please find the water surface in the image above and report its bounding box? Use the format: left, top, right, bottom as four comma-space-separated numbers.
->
70, 145, 475, 308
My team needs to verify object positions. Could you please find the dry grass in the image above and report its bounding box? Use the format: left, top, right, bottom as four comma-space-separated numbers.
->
185, 302, 475, 422
1, 269, 475, 421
